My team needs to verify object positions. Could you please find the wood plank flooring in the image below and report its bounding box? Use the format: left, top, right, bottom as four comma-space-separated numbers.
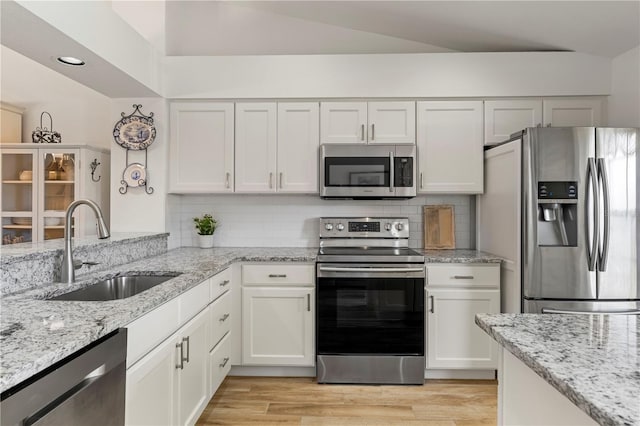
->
196, 377, 497, 425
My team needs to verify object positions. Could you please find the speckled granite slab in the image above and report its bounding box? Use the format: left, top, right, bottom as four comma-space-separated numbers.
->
476, 313, 640, 426
0, 233, 168, 295
422, 249, 502, 263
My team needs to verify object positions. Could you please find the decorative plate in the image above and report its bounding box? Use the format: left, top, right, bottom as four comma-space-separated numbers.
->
113, 115, 156, 150
123, 163, 147, 187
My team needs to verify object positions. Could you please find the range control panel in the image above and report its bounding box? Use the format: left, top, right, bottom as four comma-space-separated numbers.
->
319, 217, 409, 239
538, 181, 578, 199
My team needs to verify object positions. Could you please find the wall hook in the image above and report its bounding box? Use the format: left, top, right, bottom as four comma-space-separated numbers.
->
90, 158, 101, 182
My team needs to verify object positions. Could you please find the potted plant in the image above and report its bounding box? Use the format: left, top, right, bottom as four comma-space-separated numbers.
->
193, 214, 217, 248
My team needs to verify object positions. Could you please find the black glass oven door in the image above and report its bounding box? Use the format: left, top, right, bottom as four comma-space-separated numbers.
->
317, 277, 424, 355
324, 157, 390, 187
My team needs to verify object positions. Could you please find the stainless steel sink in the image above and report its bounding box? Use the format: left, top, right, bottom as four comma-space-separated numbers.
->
48, 274, 181, 301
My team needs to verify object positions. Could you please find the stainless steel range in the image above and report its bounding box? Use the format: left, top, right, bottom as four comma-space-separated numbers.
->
316, 217, 425, 385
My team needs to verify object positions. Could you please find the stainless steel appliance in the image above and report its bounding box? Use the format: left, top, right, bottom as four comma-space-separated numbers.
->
316, 217, 425, 384
320, 144, 416, 199
1, 329, 127, 425
479, 127, 639, 315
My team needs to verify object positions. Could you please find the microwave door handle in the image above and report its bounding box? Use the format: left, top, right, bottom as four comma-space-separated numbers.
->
389, 152, 394, 193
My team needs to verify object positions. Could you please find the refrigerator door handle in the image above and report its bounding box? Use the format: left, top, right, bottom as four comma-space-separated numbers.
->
596, 158, 610, 272
542, 308, 640, 315
586, 158, 599, 272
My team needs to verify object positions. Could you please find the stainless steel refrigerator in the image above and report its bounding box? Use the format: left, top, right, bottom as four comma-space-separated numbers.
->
479, 127, 639, 315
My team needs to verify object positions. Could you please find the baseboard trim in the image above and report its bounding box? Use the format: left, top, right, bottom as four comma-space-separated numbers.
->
229, 365, 316, 377
425, 369, 497, 380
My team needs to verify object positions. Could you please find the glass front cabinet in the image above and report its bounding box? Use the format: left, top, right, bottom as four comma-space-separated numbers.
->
1, 145, 110, 245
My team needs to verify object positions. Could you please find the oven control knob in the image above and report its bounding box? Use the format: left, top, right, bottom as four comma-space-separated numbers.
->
336, 223, 345, 231
385, 223, 392, 231
324, 223, 334, 231
396, 223, 404, 231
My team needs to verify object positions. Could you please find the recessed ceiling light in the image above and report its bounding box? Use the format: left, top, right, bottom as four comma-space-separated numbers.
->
57, 56, 85, 66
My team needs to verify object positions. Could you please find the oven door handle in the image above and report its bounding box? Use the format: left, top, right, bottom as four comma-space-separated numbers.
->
318, 266, 425, 273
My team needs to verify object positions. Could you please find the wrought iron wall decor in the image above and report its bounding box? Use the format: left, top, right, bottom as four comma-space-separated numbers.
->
90, 158, 101, 182
113, 104, 155, 195
32, 111, 62, 144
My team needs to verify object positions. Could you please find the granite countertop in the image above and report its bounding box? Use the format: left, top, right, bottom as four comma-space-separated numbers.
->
0, 245, 494, 394
476, 313, 640, 426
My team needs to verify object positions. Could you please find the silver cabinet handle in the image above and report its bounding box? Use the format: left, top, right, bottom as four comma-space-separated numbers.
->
389, 151, 394, 193
586, 158, 599, 272
542, 308, 640, 315
225, 172, 230, 189
219, 279, 230, 287
429, 295, 435, 313
279, 172, 283, 189
452, 275, 474, 280
268, 274, 287, 278
420, 172, 424, 190
269, 172, 273, 189
175, 342, 184, 369
219, 313, 230, 322
371, 123, 375, 141
307, 294, 311, 312
219, 357, 230, 368
182, 336, 190, 363
597, 158, 610, 272
360, 124, 365, 141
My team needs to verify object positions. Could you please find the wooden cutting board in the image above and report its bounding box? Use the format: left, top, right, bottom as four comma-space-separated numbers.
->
424, 205, 456, 249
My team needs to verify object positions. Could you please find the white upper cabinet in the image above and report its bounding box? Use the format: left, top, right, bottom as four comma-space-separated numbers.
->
484, 99, 543, 145
320, 102, 368, 144
417, 101, 484, 194
542, 98, 603, 127
277, 103, 320, 193
320, 101, 415, 144
367, 102, 416, 144
235, 103, 278, 193
169, 102, 234, 193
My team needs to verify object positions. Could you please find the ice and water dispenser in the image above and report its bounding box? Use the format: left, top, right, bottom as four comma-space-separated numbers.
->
537, 181, 578, 246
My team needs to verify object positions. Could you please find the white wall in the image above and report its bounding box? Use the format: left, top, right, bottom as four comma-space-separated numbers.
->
163, 52, 611, 99
608, 45, 640, 127
0, 46, 111, 148
166, 194, 474, 250
109, 98, 168, 233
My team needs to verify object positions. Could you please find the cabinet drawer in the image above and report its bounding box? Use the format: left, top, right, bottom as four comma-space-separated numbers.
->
126, 297, 180, 368
180, 279, 210, 324
242, 264, 314, 286
427, 264, 499, 288
210, 267, 232, 302
209, 333, 232, 397
209, 291, 232, 351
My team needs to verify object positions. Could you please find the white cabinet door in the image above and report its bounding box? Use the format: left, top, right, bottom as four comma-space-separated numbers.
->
177, 309, 210, 426
126, 334, 179, 426
235, 103, 277, 193
542, 98, 603, 127
242, 287, 314, 366
367, 101, 415, 144
417, 101, 484, 193
320, 102, 367, 144
426, 288, 499, 369
277, 102, 320, 193
484, 99, 543, 145
169, 102, 234, 193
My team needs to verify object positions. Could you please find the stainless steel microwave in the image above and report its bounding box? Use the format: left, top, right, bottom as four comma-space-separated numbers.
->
320, 144, 416, 199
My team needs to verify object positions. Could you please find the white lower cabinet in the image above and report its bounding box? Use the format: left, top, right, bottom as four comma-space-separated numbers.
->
241, 264, 315, 367
426, 264, 500, 371
209, 333, 232, 396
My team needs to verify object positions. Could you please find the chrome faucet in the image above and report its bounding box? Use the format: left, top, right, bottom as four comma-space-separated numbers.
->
61, 199, 110, 283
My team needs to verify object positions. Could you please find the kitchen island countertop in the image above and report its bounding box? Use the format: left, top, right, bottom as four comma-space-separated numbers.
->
476, 313, 640, 426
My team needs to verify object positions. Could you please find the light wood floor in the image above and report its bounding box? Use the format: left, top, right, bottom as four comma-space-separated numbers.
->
196, 376, 497, 425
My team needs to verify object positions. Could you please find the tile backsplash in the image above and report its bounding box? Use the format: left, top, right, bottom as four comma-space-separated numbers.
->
167, 194, 475, 249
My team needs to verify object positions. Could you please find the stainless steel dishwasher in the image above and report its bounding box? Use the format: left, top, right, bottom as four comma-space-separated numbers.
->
1, 329, 126, 426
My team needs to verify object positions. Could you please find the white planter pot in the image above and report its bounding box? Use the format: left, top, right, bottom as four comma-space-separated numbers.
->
197, 234, 214, 249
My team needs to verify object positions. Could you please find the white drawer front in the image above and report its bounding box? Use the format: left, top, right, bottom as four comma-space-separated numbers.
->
427, 264, 499, 288
126, 297, 180, 368
242, 264, 314, 286
209, 291, 232, 351
180, 279, 210, 324
209, 333, 232, 397
210, 267, 232, 302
